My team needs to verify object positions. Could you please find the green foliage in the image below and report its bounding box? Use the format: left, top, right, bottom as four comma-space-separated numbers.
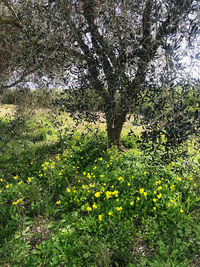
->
0, 109, 200, 266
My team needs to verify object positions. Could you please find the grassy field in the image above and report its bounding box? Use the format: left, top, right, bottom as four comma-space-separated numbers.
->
0, 104, 200, 266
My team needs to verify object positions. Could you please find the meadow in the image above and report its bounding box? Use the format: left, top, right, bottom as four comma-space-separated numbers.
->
0, 104, 200, 266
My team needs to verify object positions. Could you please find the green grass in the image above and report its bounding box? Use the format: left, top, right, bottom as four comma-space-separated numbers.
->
0, 105, 200, 266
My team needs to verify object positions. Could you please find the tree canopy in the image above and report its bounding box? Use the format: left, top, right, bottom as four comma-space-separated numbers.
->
0, 0, 199, 151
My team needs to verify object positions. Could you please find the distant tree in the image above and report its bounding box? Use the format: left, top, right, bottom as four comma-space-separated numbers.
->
0, 0, 199, 150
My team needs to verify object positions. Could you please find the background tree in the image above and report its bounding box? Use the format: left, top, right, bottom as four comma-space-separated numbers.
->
0, 0, 199, 150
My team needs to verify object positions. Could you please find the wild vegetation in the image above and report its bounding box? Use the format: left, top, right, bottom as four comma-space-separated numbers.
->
0, 103, 199, 266
0, 0, 199, 265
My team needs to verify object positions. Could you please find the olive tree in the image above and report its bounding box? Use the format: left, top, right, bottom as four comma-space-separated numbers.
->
1, 0, 199, 150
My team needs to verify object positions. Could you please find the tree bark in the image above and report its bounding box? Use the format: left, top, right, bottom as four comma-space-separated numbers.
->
106, 110, 127, 151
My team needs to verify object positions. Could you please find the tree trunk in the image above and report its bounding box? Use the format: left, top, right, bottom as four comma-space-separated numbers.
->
106, 110, 127, 151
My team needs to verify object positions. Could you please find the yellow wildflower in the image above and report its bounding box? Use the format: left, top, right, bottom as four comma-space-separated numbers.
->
87, 206, 92, 211
153, 198, 157, 203
98, 214, 103, 221
180, 208, 184, 213
66, 188, 71, 192
130, 201, 134, 206
143, 192, 147, 197
92, 203, 97, 209
106, 191, 112, 199
27, 177, 32, 183
170, 184, 175, 190
56, 200, 61, 205
139, 188, 144, 194
95, 192, 101, 198
108, 211, 113, 216
157, 193, 162, 199
116, 206, 122, 211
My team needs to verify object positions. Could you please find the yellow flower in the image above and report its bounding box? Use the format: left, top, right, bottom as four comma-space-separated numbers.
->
27, 177, 32, 183
116, 206, 122, 211
106, 191, 112, 199
168, 203, 171, 207
157, 193, 162, 199
99, 158, 103, 161
176, 177, 182, 181
87, 206, 92, 211
56, 200, 61, 205
144, 171, 147, 175
139, 188, 144, 194
93, 166, 97, 170
0, 178, 3, 182
66, 188, 71, 192
153, 198, 157, 203
98, 214, 103, 221
157, 186, 162, 190
100, 175, 105, 178
193, 183, 197, 187
95, 192, 101, 198
170, 184, 175, 190
92, 203, 97, 209
87, 173, 91, 179
12, 201, 17, 205
116, 198, 119, 202
180, 208, 184, 213
18, 181, 23, 185
153, 207, 156, 211
118, 177, 124, 182
5, 184, 10, 188
143, 192, 147, 197
130, 201, 134, 206
112, 190, 119, 197
13, 175, 18, 180
155, 180, 161, 185
89, 184, 95, 188
127, 183, 131, 186
137, 197, 140, 201
108, 211, 113, 216
154, 190, 157, 194
83, 171, 86, 175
